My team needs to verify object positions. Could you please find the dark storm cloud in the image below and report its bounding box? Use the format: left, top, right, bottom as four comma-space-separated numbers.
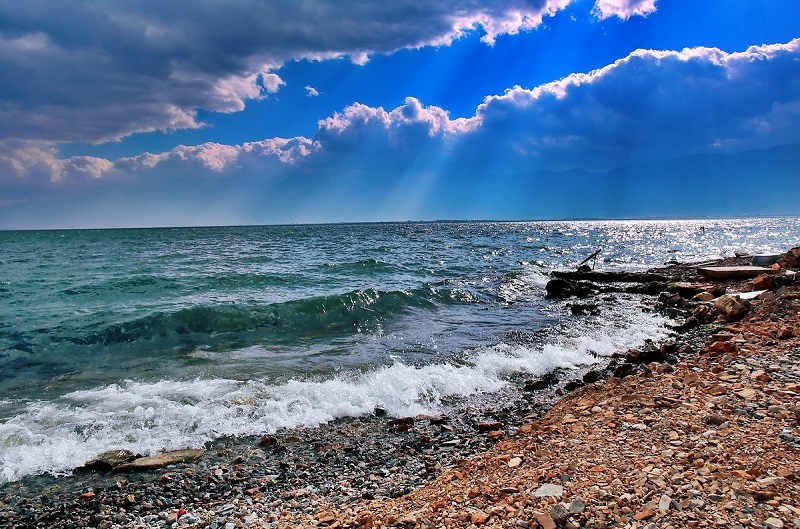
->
0, 0, 571, 147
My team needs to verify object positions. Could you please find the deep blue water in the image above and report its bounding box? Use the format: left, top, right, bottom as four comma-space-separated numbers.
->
0, 218, 798, 482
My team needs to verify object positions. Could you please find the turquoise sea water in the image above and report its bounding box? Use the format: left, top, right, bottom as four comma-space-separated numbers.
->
1, 218, 798, 482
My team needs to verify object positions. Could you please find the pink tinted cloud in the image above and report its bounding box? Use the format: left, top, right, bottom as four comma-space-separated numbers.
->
593, 0, 657, 20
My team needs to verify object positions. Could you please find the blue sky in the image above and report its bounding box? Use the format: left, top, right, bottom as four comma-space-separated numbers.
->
1, 0, 799, 229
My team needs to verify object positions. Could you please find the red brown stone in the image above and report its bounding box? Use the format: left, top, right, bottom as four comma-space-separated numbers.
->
707, 341, 735, 354
776, 247, 800, 270
476, 421, 502, 432
752, 273, 773, 290
470, 510, 489, 525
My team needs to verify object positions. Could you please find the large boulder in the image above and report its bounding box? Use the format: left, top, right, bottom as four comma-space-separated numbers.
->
714, 295, 751, 323
624, 342, 668, 364
545, 279, 600, 299
523, 372, 558, 391
545, 278, 575, 299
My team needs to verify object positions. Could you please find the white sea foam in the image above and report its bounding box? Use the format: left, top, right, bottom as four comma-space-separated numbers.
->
497, 269, 551, 303
0, 309, 668, 483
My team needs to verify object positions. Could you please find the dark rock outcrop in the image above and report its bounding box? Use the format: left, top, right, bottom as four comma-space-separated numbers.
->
524, 373, 558, 392
570, 303, 599, 315
551, 271, 669, 283
545, 279, 600, 299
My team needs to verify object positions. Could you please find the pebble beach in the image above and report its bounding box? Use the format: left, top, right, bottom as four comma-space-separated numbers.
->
2, 250, 799, 529
318, 281, 800, 529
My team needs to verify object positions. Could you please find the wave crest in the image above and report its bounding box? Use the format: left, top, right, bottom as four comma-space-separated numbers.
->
71, 287, 471, 347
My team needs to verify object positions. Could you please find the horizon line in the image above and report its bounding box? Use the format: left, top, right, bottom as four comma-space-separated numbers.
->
2, 214, 798, 233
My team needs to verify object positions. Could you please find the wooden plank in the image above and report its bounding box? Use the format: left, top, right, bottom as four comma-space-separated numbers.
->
696, 266, 772, 279
736, 290, 768, 300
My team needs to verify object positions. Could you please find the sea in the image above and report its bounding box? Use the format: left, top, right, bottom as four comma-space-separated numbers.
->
1, 218, 798, 484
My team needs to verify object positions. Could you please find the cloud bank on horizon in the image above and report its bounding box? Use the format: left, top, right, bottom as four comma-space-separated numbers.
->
1, 0, 799, 228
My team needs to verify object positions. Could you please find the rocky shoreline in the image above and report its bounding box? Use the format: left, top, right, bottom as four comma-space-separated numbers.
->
2, 250, 799, 529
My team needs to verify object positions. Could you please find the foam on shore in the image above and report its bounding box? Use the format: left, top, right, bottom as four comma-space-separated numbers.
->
0, 309, 668, 484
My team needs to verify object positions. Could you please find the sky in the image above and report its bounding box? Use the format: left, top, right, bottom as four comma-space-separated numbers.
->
0, 0, 799, 229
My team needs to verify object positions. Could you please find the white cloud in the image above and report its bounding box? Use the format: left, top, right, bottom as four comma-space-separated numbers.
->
305, 85, 320, 97
466, 39, 800, 169
350, 51, 371, 66
0, 1, 572, 148
61, 157, 115, 180
315, 97, 474, 143
390, 97, 475, 136
447, 0, 572, 45
593, 0, 657, 20
103, 97, 470, 178
242, 137, 317, 164
316, 103, 392, 138
116, 137, 317, 174
0, 141, 115, 184
116, 144, 240, 173
205, 71, 285, 113
193, 39, 800, 173
5, 39, 799, 194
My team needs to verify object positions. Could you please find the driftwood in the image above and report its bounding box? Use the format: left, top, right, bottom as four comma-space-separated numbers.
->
578, 249, 602, 269
545, 277, 667, 299
551, 270, 669, 283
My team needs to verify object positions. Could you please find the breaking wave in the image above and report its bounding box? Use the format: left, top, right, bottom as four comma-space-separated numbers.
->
68, 287, 474, 348
0, 309, 668, 484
